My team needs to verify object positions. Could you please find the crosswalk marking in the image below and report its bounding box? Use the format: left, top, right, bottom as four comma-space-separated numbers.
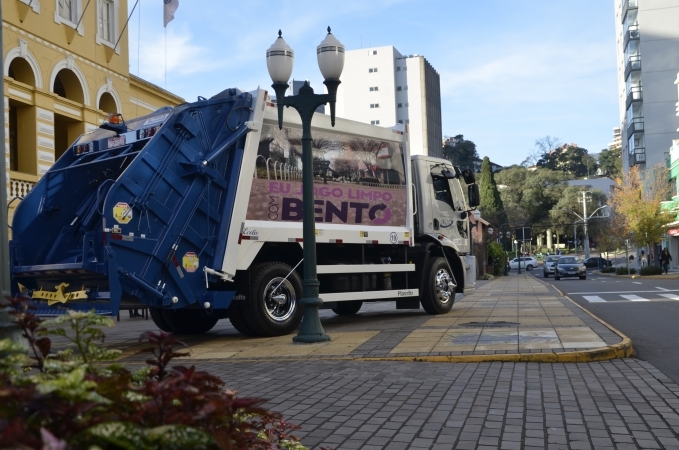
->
620, 294, 650, 302
656, 287, 670, 291
584, 295, 606, 303
659, 294, 679, 300
632, 282, 642, 285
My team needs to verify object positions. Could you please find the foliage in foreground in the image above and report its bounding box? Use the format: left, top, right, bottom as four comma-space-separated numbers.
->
616, 267, 636, 275
0, 299, 308, 450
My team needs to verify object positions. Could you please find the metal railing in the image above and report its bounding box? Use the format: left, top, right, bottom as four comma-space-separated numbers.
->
626, 116, 644, 135
626, 85, 642, 109
624, 24, 639, 49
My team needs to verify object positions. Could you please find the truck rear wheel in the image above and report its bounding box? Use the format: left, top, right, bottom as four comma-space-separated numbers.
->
150, 308, 173, 332
161, 309, 219, 335
241, 262, 303, 336
332, 301, 363, 316
228, 302, 257, 336
421, 257, 455, 315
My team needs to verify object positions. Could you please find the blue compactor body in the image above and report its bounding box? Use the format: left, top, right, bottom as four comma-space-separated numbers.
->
10, 88, 253, 326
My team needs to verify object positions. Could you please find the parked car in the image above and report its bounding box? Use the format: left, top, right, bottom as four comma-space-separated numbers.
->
554, 257, 587, 280
543, 255, 561, 277
509, 257, 538, 271
583, 257, 613, 269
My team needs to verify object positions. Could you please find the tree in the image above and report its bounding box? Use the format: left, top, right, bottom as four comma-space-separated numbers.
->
598, 146, 622, 179
536, 144, 597, 178
494, 165, 568, 228
522, 136, 562, 167
442, 134, 478, 171
609, 164, 674, 263
347, 138, 386, 177
478, 156, 506, 225
549, 186, 608, 243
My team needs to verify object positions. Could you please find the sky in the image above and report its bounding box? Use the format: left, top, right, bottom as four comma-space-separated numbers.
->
127, 0, 619, 167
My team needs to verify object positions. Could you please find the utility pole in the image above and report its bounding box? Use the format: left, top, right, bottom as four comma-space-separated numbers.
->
582, 191, 590, 259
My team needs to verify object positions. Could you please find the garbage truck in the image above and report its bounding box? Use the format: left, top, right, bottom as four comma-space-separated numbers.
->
9, 87, 481, 336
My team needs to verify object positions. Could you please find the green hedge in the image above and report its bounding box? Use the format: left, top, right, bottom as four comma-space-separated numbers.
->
640, 266, 663, 276
600, 267, 616, 273
616, 267, 636, 275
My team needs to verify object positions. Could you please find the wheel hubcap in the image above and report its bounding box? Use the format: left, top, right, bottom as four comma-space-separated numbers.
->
434, 269, 455, 304
263, 277, 296, 322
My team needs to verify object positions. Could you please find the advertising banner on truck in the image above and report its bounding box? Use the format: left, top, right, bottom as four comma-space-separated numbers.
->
247, 124, 407, 227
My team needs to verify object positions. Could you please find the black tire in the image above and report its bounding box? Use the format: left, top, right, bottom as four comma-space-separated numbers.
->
543, 271, 549, 278
526, 265, 533, 271
554, 274, 560, 280
421, 257, 455, 315
161, 308, 219, 335
150, 308, 173, 332
579, 275, 587, 280
332, 301, 363, 316
240, 262, 304, 336
228, 301, 257, 336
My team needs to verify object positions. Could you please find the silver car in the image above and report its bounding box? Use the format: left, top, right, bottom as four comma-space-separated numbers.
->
543, 255, 561, 277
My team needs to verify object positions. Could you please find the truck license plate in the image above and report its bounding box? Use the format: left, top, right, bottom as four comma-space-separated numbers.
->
107, 135, 126, 149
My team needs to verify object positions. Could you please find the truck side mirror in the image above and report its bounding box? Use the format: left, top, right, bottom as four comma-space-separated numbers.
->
441, 169, 456, 179
468, 184, 480, 208
462, 169, 475, 185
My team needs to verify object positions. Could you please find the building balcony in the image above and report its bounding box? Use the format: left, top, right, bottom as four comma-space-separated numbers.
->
9, 171, 36, 199
626, 117, 644, 136
629, 148, 646, 166
626, 86, 642, 109
622, 0, 638, 24
623, 24, 640, 50
625, 55, 641, 80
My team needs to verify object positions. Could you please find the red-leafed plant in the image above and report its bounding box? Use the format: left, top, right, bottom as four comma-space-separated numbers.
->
0, 298, 310, 450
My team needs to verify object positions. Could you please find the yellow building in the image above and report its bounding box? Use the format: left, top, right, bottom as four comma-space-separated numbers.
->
2, 0, 184, 222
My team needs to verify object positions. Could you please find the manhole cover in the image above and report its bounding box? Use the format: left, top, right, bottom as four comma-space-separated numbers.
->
459, 321, 520, 328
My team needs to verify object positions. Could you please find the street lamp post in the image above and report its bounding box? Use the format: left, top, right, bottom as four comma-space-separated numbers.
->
266, 28, 345, 343
563, 201, 606, 260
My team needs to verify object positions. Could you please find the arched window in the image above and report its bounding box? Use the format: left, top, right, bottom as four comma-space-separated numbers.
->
98, 92, 118, 113
8, 57, 36, 87
53, 69, 85, 104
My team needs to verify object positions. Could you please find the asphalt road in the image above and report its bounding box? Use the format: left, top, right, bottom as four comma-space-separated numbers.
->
529, 268, 679, 384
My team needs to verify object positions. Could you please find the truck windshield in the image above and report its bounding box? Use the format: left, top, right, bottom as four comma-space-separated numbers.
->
73, 109, 174, 146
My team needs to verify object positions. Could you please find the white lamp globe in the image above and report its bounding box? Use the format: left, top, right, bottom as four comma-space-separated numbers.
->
266, 30, 294, 84
472, 210, 481, 221
317, 27, 345, 80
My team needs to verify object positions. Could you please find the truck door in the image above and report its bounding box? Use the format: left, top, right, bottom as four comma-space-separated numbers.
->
428, 164, 468, 244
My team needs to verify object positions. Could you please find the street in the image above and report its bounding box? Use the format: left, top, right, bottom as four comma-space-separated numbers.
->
531, 269, 679, 385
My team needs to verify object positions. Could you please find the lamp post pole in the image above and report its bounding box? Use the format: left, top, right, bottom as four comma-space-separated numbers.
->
267, 28, 345, 343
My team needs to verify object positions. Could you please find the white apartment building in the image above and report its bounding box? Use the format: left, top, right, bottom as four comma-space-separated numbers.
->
336, 46, 443, 158
614, 0, 679, 172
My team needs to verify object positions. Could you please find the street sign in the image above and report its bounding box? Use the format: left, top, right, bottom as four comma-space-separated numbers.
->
515, 226, 532, 241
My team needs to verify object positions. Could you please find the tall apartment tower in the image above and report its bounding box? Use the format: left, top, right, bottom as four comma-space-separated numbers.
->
615, 0, 679, 172
336, 46, 443, 158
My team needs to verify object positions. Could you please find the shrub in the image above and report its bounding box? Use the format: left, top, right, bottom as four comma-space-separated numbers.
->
0, 298, 308, 450
616, 267, 636, 275
487, 241, 506, 276
640, 266, 663, 276
600, 267, 616, 273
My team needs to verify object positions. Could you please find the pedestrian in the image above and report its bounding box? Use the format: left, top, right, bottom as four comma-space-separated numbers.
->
640, 250, 647, 268
661, 248, 672, 274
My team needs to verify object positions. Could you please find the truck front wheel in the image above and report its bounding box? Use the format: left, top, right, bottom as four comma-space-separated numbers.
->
161, 309, 219, 335
241, 262, 303, 336
421, 257, 455, 314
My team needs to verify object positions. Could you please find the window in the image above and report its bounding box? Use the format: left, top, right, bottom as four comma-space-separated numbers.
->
372, 50, 377, 55
403, 66, 407, 71
369, 86, 379, 92
58, 0, 78, 23
404, 86, 408, 90
405, 102, 409, 107
369, 68, 373, 73
370, 120, 380, 125
397, 86, 402, 91
396, 67, 401, 71
398, 120, 404, 124
370, 104, 380, 108
373, 67, 378, 72
98, 0, 115, 43
405, 120, 410, 124
398, 103, 403, 108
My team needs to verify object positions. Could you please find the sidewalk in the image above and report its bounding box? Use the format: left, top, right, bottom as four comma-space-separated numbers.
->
111, 273, 631, 364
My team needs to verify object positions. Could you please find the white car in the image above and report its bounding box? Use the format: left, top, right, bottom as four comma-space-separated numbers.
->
509, 257, 537, 271
543, 255, 561, 277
